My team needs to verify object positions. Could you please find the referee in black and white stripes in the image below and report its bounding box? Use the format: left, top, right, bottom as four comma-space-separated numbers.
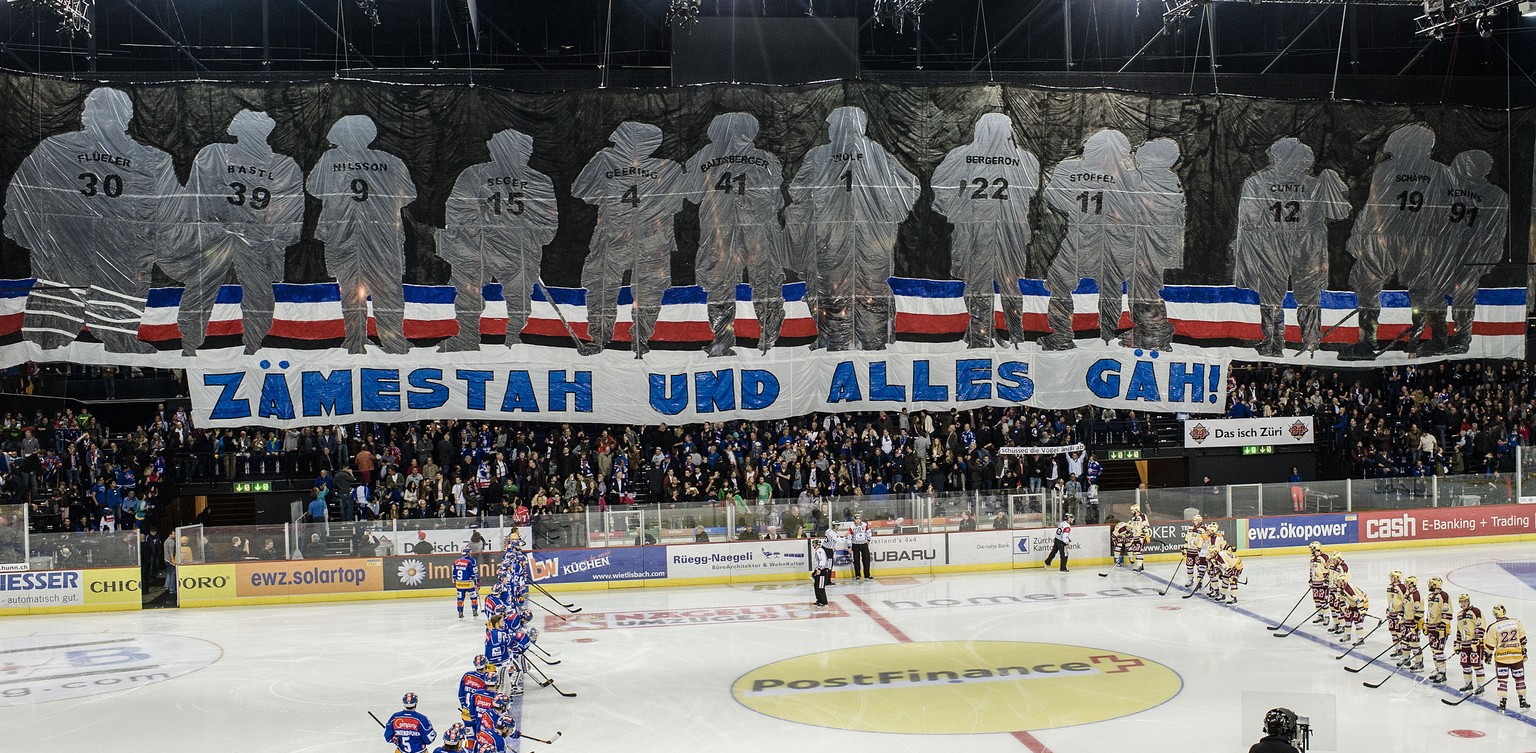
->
1043, 512, 1073, 572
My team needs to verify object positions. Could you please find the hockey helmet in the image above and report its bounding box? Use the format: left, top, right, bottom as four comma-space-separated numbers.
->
402, 692, 419, 709
1308, 540, 1322, 552
444, 724, 468, 745
1335, 570, 1351, 584
1192, 514, 1204, 524
1389, 570, 1402, 583
493, 692, 511, 709
462, 545, 472, 557
1428, 577, 1443, 592
1492, 604, 1507, 619
1404, 575, 1418, 588
1328, 553, 1343, 566
1458, 593, 1472, 606
495, 712, 516, 730
477, 741, 498, 753
1225, 543, 1237, 552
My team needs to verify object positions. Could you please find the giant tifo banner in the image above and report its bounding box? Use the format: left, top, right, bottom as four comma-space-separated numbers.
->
0, 76, 1531, 425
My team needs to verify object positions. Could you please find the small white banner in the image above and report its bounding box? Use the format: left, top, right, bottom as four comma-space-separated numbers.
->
1182, 416, 1315, 449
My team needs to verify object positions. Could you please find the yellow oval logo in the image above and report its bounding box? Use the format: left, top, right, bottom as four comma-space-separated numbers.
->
732, 641, 1181, 734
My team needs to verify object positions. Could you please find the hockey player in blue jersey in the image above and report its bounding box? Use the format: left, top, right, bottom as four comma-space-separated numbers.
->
463, 685, 498, 734
384, 693, 437, 753
435, 723, 468, 753
483, 575, 511, 616
458, 655, 495, 724
484, 609, 513, 690
452, 547, 480, 619
472, 711, 519, 753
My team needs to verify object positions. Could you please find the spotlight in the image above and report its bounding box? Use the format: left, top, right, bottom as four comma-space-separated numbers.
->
1475, 14, 1493, 36
1520, 1, 1536, 16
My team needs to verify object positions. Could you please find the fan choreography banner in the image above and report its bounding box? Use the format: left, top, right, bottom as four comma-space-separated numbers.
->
0, 75, 1528, 426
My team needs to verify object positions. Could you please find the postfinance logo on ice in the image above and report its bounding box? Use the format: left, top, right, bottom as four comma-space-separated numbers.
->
731, 640, 1180, 733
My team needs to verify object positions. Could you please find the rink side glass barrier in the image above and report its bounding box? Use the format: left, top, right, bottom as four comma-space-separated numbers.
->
168, 477, 1536, 607
1, 505, 143, 616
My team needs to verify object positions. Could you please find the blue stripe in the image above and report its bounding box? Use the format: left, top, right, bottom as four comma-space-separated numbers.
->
889, 278, 966, 298
482, 284, 505, 303
0, 279, 36, 300
1476, 288, 1527, 306
144, 288, 183, 308
214, 285, 243, 305
273, 283, 342, 304
402, 284, 457, 305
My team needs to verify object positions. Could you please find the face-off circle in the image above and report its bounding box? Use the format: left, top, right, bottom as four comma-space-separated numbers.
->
731, 640, 1181, 733
0, 633, 222, 706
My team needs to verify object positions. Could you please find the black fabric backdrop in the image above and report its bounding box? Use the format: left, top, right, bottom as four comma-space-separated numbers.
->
1, 73, 1531, 293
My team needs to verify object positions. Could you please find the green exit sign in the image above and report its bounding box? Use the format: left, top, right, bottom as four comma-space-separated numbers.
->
233, 481, 272, 493
1241, 445, 1274, 456
1107, 449, 1142, 461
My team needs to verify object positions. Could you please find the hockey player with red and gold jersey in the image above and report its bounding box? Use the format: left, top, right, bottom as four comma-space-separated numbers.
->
1399, 575, 1424, 671
1111, 521, 1133, 568
1483, 604, 1529, 712
1337, 570, 1369, 643
1307, 542, 1330, 625
1456, 593, 1488, 693
1127, 505, 1149, 572
1326, 553, 1350, 634
1424, 577, 1452, 683
1181, 515, 1204, 586
1386, 570, 1406, 657
1212, 543, 1243, 604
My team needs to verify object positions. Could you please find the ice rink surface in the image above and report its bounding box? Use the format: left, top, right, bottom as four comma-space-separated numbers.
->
5, 541, 1536, 753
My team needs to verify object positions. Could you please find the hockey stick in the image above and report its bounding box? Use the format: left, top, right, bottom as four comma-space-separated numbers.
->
1441, 676, 1497, 706
520, 732, 562, 745
1181, 574, 1209, 599
529, 650, 561, 667
529, 663, 577, 698
535, 279, 596, 355
1300, 306, 1359, 357
1266, 590, 1311, 630
1335, 617, 1385, 659
532, 581, 583, 613
1158, 558, 1188, 596
368, 711, 386, 728
1363, 648, 1424, 689
1345, 641, 1400, 673
1273, 608, 1322, 637
530, 598, 570, 621
531, 641, 558, 659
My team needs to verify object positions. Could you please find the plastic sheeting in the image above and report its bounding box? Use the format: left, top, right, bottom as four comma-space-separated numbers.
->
683, 113, 786, 357
1231, 137, 1351, 355
163, 110, 305, 355
1341, 124, 1451, 360
786, 106, 920, 352
573, 121, 687, 357
440, 128, 558, 351
304, 115, 418, 355
3, 88, 178, 354
930, 113, 1040, 349
0, 77, 1528, 374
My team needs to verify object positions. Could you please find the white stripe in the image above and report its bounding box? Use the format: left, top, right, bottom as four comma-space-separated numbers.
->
87, 285, 147, 303
28, 292, 83, 306
86, 298, 144, 314
402, 301, 456, 321
85, 323, 141, 335
272, 301, 344, 322
21, 326, 81, 337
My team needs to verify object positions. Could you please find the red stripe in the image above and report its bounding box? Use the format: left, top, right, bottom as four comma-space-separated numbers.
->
404, 320, 459, 339
844, 593, 913, 643
1472, 321, 1524, 336
479, 317, 509, 336
0, 312, 24, 336
1010, 731, 1054, 753
205, 319, 243, 337
895, 312, 968, 335
1172, 319, 1263, 340
136, 323, 180, 342
268, 319, 346, 340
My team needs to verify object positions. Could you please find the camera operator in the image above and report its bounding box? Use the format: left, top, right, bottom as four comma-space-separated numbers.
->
1249, 708, 1302, 753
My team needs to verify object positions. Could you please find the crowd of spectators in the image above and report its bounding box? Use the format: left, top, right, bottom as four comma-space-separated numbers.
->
5, 359, 1536, 545
1226, 360, 1532, 481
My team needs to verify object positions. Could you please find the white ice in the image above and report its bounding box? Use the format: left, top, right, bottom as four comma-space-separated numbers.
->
4, 541, 1535, 753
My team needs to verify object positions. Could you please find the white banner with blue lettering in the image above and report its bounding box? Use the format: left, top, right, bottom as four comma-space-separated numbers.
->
186, 344, 1229, 428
